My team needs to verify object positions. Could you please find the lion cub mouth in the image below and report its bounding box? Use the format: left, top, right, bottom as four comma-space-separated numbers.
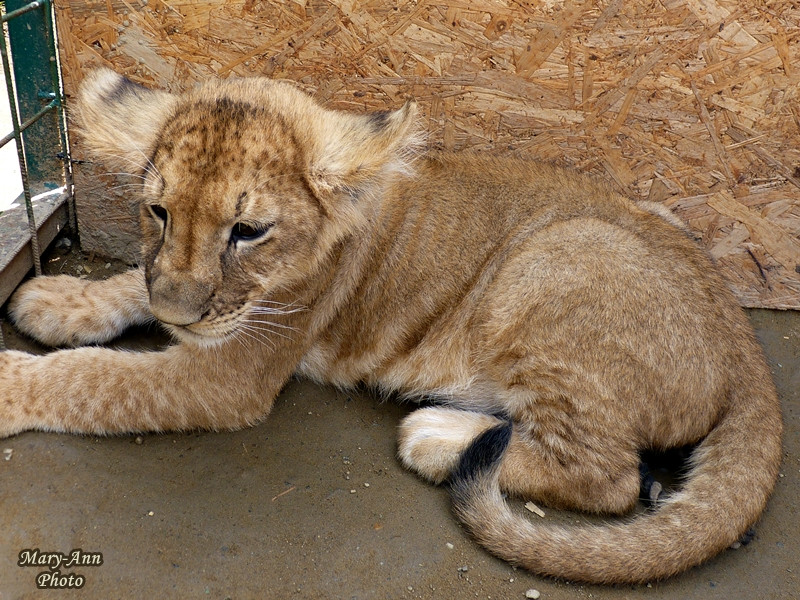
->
163, 301, 304, 348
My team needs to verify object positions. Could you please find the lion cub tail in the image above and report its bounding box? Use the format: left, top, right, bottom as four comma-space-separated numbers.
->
449, 372, 782, 584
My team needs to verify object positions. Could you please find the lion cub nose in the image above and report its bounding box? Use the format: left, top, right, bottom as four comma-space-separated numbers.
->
148, 275, 211, 326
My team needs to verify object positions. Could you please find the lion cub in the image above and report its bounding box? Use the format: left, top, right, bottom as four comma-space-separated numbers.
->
3, 69, 782, 584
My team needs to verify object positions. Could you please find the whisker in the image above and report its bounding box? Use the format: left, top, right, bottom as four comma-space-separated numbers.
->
240, 322, 295, 342
240, 319, 300, 332
245, 328, 285, 348
245, 324, 295, 342
106, 181, 144, 188
249, 299, 291, 306
231, 330, 248, 352
248, 307, 306, 317
102, 171, 148, 180
106, 184, 146, 193
250, 299, 307, 309
236, 326, 276, 350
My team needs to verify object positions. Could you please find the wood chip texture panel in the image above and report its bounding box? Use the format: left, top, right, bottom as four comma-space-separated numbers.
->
55, 0, 800, 309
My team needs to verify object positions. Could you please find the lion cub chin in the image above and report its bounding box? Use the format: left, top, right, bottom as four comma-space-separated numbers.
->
3, 68, 782, 585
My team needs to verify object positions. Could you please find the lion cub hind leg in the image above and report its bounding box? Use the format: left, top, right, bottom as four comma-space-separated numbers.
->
497, 419, 642, 515
397, 406, 508, 484
399, 405, 641, 515
7, 268, 152, 347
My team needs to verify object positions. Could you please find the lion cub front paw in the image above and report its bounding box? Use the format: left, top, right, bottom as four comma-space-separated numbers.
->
9, 275, 93, 346
8, 275, 136, 347
397, 407, 505, 484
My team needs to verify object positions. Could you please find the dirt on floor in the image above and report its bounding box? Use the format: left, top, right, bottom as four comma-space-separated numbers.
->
0, 245, 798, 600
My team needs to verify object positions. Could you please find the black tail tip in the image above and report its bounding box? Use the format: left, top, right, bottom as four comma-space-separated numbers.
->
449, 420, 513, 488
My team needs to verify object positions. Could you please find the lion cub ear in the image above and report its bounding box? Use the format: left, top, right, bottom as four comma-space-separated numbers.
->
305, 101, 419, 202
73, 68, 178, 173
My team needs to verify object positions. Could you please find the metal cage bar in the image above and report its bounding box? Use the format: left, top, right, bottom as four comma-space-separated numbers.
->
0, 0, 73, 347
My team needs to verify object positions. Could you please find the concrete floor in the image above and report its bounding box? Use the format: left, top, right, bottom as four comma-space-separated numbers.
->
0, 249, 798, 600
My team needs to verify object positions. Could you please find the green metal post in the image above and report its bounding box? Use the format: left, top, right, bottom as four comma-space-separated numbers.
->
41, 0, 77, 239
0, 3, 41, 275
5, 0, 63, 191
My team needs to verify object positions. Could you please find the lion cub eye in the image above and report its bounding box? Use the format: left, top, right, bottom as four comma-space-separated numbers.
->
147, 204, 168, 223
230, 221, 272, 245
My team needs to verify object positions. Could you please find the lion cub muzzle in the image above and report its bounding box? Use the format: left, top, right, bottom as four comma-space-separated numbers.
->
148, 270, 213, 326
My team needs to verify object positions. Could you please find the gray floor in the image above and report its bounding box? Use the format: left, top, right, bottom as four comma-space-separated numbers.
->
0, 252, 798, 599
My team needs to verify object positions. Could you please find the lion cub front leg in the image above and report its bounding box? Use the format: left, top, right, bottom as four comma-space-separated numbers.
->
7, 268, 151, 347
0, 341, 284, 438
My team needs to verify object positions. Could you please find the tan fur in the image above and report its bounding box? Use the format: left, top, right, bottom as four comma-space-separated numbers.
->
2, 69, 782, 584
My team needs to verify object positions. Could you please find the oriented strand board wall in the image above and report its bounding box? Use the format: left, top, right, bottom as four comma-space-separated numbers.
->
55, 0, 800, 309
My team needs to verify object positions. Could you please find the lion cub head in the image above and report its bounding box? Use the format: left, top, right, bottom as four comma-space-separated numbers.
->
75, 69, 418, 345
